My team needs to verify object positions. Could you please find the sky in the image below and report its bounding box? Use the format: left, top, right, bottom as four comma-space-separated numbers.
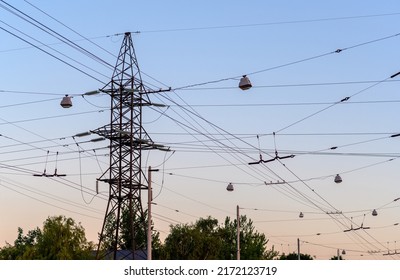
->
0, 0, 400, 260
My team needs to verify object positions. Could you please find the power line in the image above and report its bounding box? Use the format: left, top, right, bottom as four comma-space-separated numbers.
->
151, 87, 398, 235
0, 24, 105, 83
0, 19, 110, 80
0, 0, 113, 69
0, 175, 104, 215
0, 109, 106, 126
0, 179, 103, 220
153, 92, 375, 235
164, 99, 400, 108
23, 0, 116, 60
149, 131, 397, 137
154, 182, 233, 216
176, 79, 400, 90
0, 90, 64, 96
154, 203, 200, 220
149, 97, 275, 183
130, 12, 400, 34
0, 34, 112, 53
275, 157, 391, 254
173, 31, 400, 91
275, 73, 396, 133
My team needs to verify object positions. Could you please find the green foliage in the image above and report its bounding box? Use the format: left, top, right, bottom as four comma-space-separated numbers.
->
330, 255, 344, 260
161, 217, 222, 260
0, 227, 41, 260
279, 252, 314, 260
0, 213, 279, 260
221, 216, 278, 260
99, 207, 162, 257
120, 207, 147, 250
0, 215, 94, 260
159, 215, 278, 260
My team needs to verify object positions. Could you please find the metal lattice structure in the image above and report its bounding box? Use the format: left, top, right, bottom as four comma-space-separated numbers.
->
93, 32, 157, 260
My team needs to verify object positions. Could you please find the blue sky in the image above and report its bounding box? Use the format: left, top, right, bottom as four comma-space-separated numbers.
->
1, 0, 400, 260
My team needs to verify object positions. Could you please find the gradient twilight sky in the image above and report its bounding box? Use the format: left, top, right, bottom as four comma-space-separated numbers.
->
1, 0, 400, 260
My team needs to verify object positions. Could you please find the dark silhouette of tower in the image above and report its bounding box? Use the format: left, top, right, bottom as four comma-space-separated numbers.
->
93, 32, 165, 260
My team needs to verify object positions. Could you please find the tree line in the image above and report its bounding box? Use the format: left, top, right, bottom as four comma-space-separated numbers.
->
0, 211, 329, 260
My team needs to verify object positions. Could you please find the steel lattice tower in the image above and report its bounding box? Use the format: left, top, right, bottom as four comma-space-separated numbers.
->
93, 32, 159, 260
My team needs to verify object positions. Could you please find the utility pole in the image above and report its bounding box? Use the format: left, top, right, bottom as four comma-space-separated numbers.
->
237, 205, 240, 260
147, 167, 158, 260
147, 167, 152, 260
94, 32, 169, 260
297, 238, 301, 260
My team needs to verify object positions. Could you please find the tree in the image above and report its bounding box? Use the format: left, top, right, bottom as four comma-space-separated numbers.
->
0, 227, 41, 260
279, 252, 314, 260
160, 215, 278, 260
0, 215, 94, 260
99, 207, 162, 258
36, 215, 94, 259
161, 217, 222, 260
220, 216, 278, 260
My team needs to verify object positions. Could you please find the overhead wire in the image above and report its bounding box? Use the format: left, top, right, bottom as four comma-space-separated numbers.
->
244, 196, 400, 221
150, 91, 361, 230
164, 99, 400, 108
0, 34, 113, 53
148, 98, 275, 183
150, 89, 356, 222
131, 12, 400, 34
152, 212, 181, 225
0, 133, 106, 156
0, 24, 105, 83
152, 53, 394, 238
0, 0, 282, 230
3, 148, 110, 207
0, 96, 60, 109
0, 179, 103, 220
0, 0, 245, 245
153, 203, 200, 220
152, 181, 233, 215
0, 131, 108, 161
0, 89, 68, 96
1, 0, 398, 256
176, 79, 400, 91
220, 126, 396, 253
23, 0, 117, 60
152, 82, 400, 195
303, 240, 400, 259
275, 158, 391, 254
72, 136, 98, 205
155, 150, 396, 224
153, 92, 284, 179
149, 131, 398, 137
0, 147, 108, 171
139, 57, 398, 258
173, 31, 400, 91
275, 75, 395, 133
0, 175, 103, 215
155, 94, 328, 217
0, 19, 110, 80
0, 0, 113, 69
162, 171, 261, 186
4, 0, 396, 217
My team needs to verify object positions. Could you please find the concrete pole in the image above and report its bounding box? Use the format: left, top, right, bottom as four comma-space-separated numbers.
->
297, 238, 300, 260
147, 167, 152, 260
237, 205, 240, 260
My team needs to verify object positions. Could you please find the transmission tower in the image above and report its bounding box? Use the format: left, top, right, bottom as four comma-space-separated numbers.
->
92, 32, 168, 260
